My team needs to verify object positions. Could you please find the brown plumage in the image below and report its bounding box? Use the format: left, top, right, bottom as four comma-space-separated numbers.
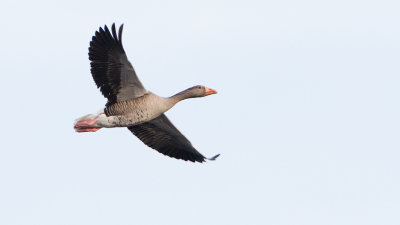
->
74, 23, 219, 163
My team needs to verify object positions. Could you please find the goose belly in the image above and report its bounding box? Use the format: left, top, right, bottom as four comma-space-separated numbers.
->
102, 96, 169, 127
115, 108, 162, 126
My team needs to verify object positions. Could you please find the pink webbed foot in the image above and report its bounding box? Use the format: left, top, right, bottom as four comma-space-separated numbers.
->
75, 127, 102, 132
74, 117, 97, 127
74, 115, 102, 132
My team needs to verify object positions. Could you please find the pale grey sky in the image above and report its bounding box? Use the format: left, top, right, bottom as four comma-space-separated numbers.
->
1, 0, 399, 224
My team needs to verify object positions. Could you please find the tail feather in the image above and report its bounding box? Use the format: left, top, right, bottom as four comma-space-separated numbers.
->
74, 114, 97, 125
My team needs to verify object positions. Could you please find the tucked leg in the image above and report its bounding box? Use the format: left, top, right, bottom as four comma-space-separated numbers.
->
74, 112, 104, 132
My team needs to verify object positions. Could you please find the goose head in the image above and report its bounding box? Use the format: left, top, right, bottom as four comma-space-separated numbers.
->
185, 85, 218, 98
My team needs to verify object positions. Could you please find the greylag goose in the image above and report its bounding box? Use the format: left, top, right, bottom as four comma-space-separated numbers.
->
74, 23, 219, 163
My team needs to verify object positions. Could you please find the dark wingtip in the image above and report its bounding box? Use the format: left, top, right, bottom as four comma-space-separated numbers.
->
207, 154, 220, 161
118, 23, 124, 44
111, 23, 117, 39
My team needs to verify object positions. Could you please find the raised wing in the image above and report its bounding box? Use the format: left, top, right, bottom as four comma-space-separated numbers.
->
89, 23, 147, 105
128, 114, 220, 163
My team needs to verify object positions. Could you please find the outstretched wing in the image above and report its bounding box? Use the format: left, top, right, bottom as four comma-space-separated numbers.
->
89, 23, 147, 105
128, 114, 220, 163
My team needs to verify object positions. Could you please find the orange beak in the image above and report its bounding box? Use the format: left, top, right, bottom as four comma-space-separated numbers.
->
205, 87, 218, 96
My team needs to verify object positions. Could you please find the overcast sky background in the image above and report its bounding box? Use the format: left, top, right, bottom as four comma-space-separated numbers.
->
0, 0, 399, 224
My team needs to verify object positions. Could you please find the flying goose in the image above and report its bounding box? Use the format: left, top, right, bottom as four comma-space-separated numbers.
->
74, 23, 219, 163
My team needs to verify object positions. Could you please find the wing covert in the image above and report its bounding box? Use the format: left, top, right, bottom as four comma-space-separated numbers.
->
88, 23, 147, 105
